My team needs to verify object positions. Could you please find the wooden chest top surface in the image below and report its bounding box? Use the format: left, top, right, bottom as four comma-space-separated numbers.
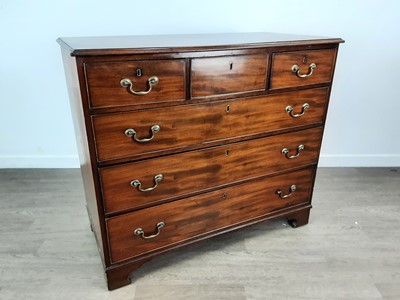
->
57, 32, 343, 56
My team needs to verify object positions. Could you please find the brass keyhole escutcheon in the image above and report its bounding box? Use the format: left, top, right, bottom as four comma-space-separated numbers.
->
229, 61, 233, 70
222, 192, 227, 199
226, 105, 230, 113
303, 56, 308, 63
136, 68, 142, 77
225, 149, 230, 156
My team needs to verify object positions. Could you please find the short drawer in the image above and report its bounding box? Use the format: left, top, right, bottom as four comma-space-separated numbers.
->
191, 54, 268, 97
85, 59, 186, 109
93, 88, 329, 162
100, 127, 322, 214
270, 49, 336, 89
106, 167, 314, 263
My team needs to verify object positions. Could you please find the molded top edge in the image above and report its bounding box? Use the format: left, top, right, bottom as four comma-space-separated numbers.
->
57, 32, 344, 56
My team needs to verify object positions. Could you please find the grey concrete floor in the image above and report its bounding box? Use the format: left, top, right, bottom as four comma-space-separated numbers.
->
0, 168, 399, 300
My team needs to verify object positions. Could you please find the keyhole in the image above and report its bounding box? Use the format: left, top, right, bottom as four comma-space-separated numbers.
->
136, 68, 142, 77
222, 192, 227, 199
225, 149, 229, 156
229, 61, 233, 70
302, 56, 308, 63
226, 105, 230, 113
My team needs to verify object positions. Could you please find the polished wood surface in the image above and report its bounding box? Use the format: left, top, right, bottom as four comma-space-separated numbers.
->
60, 50, 110, 265
106, 168, 314, 263
57, 32, 343, 56
191, 54, 268, 97
58, 32, 342, 290
270, 49, 336, 89
85, 59, 186, 108
93, 88, 328, 162
100, 127, 322, 214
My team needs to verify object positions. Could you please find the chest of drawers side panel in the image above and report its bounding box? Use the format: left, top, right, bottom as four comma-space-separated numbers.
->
60, 49, 110, 266
321, 45, 340, 126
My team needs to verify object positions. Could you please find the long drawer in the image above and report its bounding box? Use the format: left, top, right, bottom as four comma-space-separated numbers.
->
106, 167, 314, 263
100, 127, 322, 214
92, 88, 329, 162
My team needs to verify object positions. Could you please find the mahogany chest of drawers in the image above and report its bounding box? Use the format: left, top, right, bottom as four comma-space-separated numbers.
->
58, 32, 343, 290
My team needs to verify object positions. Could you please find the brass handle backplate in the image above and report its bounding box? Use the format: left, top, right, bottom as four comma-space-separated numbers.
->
120, 76, 159, 95
281, 144, 305, 159
130, 174, 163, 192
292, 63, 316, 78
125, 125, 160, 143
276, 184, 296, 199
286, 103, 309, 118
134, 221, 165, 239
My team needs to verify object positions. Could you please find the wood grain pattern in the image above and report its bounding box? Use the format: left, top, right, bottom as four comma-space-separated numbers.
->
60, 49, 109, 265
85, 59, 186, 108
191, 54, 268, 97
56, 32, 344, 56
100, 127, 322, 214
58, 33, 343, 290
106, 168, 314, 263
93, 88, 329, 162
270, 49, 336, 89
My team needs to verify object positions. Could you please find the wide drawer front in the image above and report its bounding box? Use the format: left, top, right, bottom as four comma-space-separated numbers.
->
191, 54, 268, 97
100, 127, 322, 214
270, 49, 336, 89
93, 88, 329, 162
106, 167, 314, 263
85, 59, 186, 109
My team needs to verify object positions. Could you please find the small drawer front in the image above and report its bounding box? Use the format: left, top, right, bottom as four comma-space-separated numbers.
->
85, 59, 186, 109
270, 49, 336, 89
106, 168, 314, 263
191, 54, 268, 97
100, 127, 322, 214
93, 88, 328, 162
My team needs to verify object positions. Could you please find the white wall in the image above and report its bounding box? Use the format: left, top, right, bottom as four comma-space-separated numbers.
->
0, 0, 399, 168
